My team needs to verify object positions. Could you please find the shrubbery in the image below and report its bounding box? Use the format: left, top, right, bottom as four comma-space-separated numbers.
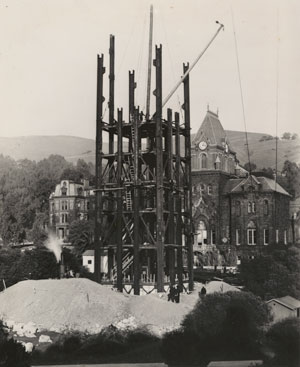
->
161, 291, 271, 365
0, 320, 30, 367
265, 317, 300, 367
31, 326, 161, 364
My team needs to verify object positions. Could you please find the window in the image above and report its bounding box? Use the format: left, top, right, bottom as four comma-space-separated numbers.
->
284, 230, 287, 245
207, 185, 212, 195
199, 184, 205, 196
61, 187, 67, 196
192, 154, 200, 170
200, 153, 207, 169
88, 260, 92, 264
264, 229, 269, 245
195, 221, 207, 245
61, 200, 68, 210
248, 201, 256, 214
224, 157, 228, 172
247, 229, 257, 245
276, 229, 279, 244
263, 200, 269, 215
236, 201, 241, 216
236, 229, 241, 245
211, 229, 216, 245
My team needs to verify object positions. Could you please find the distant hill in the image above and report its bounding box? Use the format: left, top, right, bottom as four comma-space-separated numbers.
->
0, 132, 299, 170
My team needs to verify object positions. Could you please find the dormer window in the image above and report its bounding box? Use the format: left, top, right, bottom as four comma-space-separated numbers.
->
77, 187, 83, 196
61, 187, 67, 196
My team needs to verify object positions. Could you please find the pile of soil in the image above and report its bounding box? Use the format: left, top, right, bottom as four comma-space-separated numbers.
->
0, 278, 239, 336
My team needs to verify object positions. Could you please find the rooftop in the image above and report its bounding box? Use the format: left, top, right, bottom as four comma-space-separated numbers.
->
267, 296, 300, 310
192, 110, 229, 147
224, 175, 291, 197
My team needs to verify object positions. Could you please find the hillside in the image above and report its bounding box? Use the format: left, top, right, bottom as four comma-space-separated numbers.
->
0, 132, 299, 170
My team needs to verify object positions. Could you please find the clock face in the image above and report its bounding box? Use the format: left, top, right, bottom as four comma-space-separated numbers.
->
199, 141, 207, 150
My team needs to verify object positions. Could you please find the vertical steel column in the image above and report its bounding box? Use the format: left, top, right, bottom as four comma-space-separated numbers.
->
95, 54, 105, 283
129, 71, 136, 151
154, 45, 165, 292
167, 108, 175, 285
175, 112, 183, 290
133, 107, 140, 295
109, 35, 115, 154
116, 108, 123, 292
183, 63, 194, 291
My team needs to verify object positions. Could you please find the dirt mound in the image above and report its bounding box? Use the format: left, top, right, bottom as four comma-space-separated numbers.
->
0, 279, 128, 334
0, 279, 239, 335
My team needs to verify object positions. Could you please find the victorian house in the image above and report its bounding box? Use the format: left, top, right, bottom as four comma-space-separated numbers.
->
49, 179, 94, 239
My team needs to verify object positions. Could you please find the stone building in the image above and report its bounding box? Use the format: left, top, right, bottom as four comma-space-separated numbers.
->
191, 109, 291, 265
49, 179, 94, 239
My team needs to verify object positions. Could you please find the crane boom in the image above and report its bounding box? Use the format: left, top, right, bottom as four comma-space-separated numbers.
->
162, 21, 224, 108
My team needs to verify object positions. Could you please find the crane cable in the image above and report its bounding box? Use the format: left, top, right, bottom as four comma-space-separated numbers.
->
231, 8, 253, 179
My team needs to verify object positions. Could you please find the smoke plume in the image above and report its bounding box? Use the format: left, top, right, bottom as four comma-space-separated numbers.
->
45, 234, 63, 263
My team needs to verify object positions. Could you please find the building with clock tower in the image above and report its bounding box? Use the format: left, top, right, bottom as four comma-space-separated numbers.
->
191, 108, 291, 266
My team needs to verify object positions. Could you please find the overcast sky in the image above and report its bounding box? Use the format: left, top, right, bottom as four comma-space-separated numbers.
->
0, 0, 299, 139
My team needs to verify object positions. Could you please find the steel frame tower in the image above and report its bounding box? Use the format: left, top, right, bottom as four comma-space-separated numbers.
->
94, 35, 193, 295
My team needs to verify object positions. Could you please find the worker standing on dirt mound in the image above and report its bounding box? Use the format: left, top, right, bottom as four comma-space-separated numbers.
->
174, 285, 180, 303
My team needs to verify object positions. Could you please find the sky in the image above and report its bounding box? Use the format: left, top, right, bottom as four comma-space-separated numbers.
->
0, 0, 299, 139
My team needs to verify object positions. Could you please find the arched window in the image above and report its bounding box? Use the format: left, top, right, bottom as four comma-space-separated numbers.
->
200, 153, 207, 169
252, 202, 256, 213
263, 200, 269, 215
248, 202, 252, 213
247, 221, 256, 245
195, 221, 207, 245
235, 201, 241, 216
192, 154, 200, 170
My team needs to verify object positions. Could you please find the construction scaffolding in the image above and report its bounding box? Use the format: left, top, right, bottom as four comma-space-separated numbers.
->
94, 35, 193, 295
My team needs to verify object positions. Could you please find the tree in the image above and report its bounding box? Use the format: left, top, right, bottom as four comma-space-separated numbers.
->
161, 291, 271, 365
244, 162, 257, 172
282, 132, 292, 140
280, 160, 300, 197
239, 247, 300, 300
291, 133, 298, 140
266, 317, 300, 367
67, 219, 93, 257
0, 248, 59, 289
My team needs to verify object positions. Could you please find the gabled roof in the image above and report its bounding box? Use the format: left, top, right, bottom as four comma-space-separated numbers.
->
192, 110, 228, 147
267, 296, 300, 310
82, 249, 94, 256
224, 175, 291, 197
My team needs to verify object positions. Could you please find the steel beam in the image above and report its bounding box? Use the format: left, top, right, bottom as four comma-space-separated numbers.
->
95, 54, 105, 283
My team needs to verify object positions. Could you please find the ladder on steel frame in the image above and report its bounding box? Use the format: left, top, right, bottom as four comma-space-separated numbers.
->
125, 190, 132, 211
